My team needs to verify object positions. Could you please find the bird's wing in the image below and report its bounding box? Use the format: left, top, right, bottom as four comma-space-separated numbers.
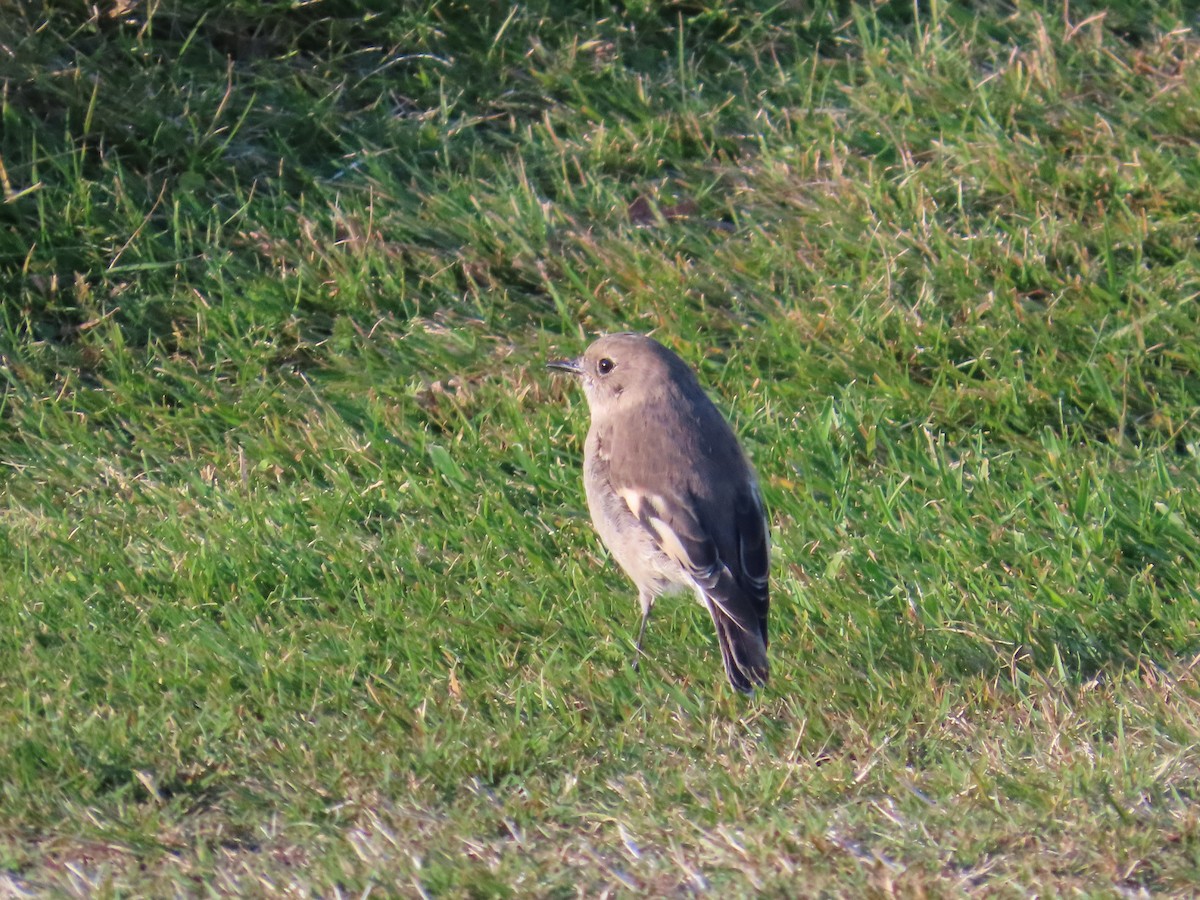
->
617, 487, 719, 580
617, 485, 767, 638
731, 482, 770, 624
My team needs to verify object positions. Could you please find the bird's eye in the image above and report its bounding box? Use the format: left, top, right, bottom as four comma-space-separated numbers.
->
597, 358, 615, 375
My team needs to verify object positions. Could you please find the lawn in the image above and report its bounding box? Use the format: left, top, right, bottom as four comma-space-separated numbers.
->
1, 0, 1199, 894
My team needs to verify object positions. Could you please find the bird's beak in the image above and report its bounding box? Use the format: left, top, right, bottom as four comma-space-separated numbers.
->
546, 357, 583, 375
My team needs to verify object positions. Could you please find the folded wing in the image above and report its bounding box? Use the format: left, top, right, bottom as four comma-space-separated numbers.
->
619, 486, 769, 692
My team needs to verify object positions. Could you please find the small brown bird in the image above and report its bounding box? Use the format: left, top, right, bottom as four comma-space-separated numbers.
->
548, 333, 770, 693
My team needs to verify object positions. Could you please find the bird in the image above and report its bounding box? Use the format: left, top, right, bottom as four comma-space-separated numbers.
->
547, 333, 770, 693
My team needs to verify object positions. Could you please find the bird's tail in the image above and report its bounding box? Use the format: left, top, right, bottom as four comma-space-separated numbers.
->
707, 600, 769, 694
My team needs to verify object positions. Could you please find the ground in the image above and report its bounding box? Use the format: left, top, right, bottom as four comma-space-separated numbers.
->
1, 1, 1199, 895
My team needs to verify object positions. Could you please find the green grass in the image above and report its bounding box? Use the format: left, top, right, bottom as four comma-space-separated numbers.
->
2, 0, 1199, 894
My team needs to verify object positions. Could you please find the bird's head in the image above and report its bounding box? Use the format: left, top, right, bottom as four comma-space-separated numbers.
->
547, 333, 690, 416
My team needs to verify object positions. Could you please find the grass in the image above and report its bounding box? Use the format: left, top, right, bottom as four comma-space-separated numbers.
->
2, 0, 1199, 894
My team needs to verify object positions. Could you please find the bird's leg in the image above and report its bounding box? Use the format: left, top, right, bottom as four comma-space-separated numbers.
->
632, 591, 653, 671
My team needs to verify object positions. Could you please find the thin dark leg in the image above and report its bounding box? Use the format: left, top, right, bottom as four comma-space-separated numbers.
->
632, 591, 653, 671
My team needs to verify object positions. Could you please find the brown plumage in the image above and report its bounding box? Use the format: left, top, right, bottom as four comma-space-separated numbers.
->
548, 333, 770, 693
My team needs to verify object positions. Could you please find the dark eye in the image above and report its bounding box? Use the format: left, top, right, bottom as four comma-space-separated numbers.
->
597, 358, 615, 375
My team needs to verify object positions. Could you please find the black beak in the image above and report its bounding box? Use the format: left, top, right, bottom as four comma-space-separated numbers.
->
546, 357, 583, 375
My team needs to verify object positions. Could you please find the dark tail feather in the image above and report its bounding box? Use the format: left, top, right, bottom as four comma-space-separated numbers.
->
707, 601, 769, 693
